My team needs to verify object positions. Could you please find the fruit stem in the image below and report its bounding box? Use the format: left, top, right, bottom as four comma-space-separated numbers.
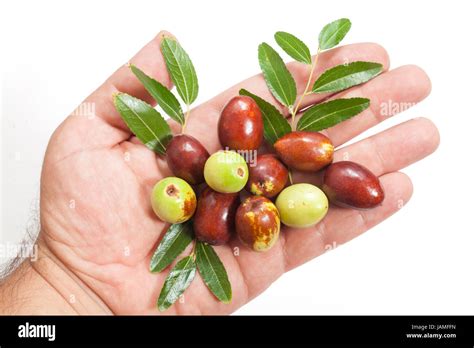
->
181, 104, 191, 134
290, 48, 321, 129
190, 239, 197, 259
288, 170, 294, 185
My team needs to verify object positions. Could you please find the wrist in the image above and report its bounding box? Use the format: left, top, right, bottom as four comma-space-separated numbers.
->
0, 237, 112, 315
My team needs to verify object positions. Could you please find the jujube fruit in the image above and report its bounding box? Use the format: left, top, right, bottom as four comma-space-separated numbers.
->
150, 177, 197, 223
322, 161, 384, 209
193, 187, 240, 245
274, 131, 334, 172
204, 150, 249, 193
276, 183, 328, 228
236, 196, 280, 252
166, 134, 209, 185
246, 154, 288, 198
218, 96, 263, 151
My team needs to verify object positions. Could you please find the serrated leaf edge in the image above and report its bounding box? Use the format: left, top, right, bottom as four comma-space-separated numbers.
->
258, 43, 297, 107
298, 98, 370, 131
312, 61, 383, 93
274, 31, 311, 64
319, 18, 352, 50
161, 38, 198, 105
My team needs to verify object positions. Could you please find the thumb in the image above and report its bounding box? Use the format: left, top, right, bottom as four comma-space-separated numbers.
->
45, 31, 176, 162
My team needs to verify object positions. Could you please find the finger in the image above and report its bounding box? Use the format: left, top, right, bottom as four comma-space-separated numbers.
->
282, 171, 413, 271
293, 117, 440, 185
206, 42, 390, 115
336, 117, 440, 175
297, 65, 432, 147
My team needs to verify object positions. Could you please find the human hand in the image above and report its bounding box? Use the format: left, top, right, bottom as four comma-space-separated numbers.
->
5, 31, 439, 315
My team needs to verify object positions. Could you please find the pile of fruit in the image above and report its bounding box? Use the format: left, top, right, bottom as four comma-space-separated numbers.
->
152, 94, 384, 252
114, 18, 386, 311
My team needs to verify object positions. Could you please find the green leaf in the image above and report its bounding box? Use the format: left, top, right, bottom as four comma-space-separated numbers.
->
160, 37, 198, 105
239, 89, 291, 144
274, 31, 312, 65
258, 42, 297, 107
150, 222, 194, 273
113, 93, 172, 155
195, 242, 232, 303
157, 255, 196, 312
297, 98, 370, 132
312, 61, 383, 93
318, 18, 352, 50
130, 64, 184, 125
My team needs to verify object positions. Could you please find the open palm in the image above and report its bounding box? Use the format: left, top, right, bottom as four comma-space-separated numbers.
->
39, 32, 439, 314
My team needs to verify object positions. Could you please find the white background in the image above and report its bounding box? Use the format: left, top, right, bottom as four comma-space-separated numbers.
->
1, 0, 473, 314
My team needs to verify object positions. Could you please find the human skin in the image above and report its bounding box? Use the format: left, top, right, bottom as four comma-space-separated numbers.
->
0, 31, 439, 315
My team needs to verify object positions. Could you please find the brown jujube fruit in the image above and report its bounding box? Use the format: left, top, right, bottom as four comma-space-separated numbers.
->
235, 196, 280, 252
166, 134, 209, 185
218, 96, 263, 151
274, 131, 334, 172
246, 154, 288, 198
322, 161, 384, 209
193, 187, 240, 245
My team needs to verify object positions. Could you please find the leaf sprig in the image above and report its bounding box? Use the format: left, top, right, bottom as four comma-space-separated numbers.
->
152, 223, 232, 311
251, 18, 382, 145
113, 36, 199, 150
160, 37, 199, 132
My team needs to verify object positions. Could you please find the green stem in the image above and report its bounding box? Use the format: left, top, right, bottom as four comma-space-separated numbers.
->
290, 48, 321, 129
289, 106, 296, 130
181, 104, 191, 134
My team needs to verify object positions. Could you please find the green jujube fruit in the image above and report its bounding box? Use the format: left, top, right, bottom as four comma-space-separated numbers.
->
204, 150, 249, 193
275, 183, 328, 228
151, 177, 197, 223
